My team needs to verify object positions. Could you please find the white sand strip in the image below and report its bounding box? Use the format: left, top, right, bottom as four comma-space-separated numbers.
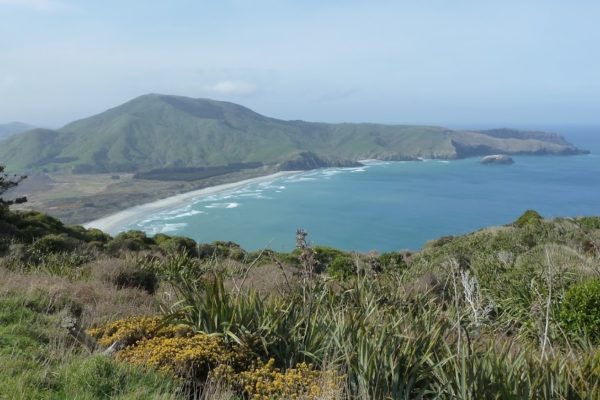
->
82, 171, 299, 234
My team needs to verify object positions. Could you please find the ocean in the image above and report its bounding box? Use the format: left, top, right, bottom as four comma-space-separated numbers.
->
124, 125, 600, 252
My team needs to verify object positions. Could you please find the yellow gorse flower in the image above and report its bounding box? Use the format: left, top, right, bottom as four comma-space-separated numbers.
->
220, 358, 343, 400
89, 317, 342, 399
87, 316, 192, 347
117, 334, 233, 378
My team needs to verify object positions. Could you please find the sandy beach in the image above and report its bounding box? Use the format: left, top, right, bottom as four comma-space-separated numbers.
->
83, 171, 299, 234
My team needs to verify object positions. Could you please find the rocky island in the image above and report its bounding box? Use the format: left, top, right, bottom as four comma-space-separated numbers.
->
479, 154, 515, 165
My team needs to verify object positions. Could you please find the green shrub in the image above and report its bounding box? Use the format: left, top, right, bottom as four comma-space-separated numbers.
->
245, 249, 276, 265
0, 220, 19, 241
577, 216, 600, 231
328, 255, 355, 279
0, 237, 10, 255
0, 210, 112, 251
113, 267, 159, 294
13, 210, 66, 236
379, 252, 407, 272
155, 234, 198, 256
513, 210, 543, 228
107, 230, 155, 252
274, 251, 301, 267
67, 225, 112, 244
31, 233, 80, 254
560, 279, 600, 342
40, 252, 92, 279
197, 241, 245, 260
313, 246, 346, 273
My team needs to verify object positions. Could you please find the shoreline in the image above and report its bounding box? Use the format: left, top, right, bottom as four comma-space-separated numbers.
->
82, 171, 300, 234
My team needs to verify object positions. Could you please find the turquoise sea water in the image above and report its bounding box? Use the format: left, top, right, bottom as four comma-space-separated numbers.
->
125, 126, 600, 252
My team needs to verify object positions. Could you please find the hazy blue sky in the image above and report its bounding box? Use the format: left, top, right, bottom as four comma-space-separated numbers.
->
1, 0, 599, 127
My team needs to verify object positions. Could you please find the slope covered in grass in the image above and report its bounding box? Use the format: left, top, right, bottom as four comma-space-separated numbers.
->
0, 94, 586, 174
0, 293, 178, 400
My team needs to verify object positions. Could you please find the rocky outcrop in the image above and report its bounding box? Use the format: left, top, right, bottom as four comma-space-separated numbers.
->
278, 152, 363, 171
480, 155, 514, 165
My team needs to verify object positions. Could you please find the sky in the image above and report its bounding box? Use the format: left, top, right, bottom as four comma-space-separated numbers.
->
1, 0, 599, 128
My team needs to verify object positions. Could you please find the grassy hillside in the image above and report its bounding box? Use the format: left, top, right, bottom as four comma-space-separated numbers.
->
1, 209, 599, 398
0, 94, 586, 174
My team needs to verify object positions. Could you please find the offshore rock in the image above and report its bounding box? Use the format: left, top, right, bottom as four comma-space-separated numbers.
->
479, 154, 515, 165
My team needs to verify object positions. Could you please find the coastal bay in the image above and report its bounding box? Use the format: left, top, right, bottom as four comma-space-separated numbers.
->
83, 171, 299, 234
100, 128, 599, 252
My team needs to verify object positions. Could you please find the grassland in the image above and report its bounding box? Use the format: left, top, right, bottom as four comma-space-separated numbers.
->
8, 166, 280, 224
1, 208, 599, 398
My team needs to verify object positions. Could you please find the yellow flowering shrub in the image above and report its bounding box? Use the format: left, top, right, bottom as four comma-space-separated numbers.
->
116, 334, 234, 379
89, 318, 254, 379
87, 316, 192, 347
219, 358, 343, 400
88, 317, 342, 399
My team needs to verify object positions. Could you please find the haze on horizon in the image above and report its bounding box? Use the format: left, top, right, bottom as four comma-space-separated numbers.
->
1, 0, 599, 129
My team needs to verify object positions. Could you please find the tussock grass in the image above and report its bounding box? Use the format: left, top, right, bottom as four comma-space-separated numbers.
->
0, 265, 159, 327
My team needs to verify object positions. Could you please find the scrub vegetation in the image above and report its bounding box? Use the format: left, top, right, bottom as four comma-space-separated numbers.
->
1, 206, 599, 399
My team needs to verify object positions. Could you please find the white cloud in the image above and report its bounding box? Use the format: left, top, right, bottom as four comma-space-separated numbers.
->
206, 80, 257, 96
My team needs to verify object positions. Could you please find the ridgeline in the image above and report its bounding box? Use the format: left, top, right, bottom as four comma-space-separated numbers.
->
0, 94, 587, 175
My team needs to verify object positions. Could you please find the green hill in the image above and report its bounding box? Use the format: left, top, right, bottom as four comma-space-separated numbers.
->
0, 94, 587, 174
0, 121, 36, 141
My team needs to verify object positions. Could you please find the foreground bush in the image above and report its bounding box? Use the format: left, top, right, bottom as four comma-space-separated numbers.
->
327, 255, 354, 279
560, 279, 600, 343
117, 334, 250, 380
90, 316, 340, 399
31, 233, 80, 254
154, 249, 600, 399
2, 209, 600, 399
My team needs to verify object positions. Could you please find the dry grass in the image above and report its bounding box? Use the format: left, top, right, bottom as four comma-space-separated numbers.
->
226, 262, 300, 295
88, 257, 132, 282
0, 265, 159, 328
